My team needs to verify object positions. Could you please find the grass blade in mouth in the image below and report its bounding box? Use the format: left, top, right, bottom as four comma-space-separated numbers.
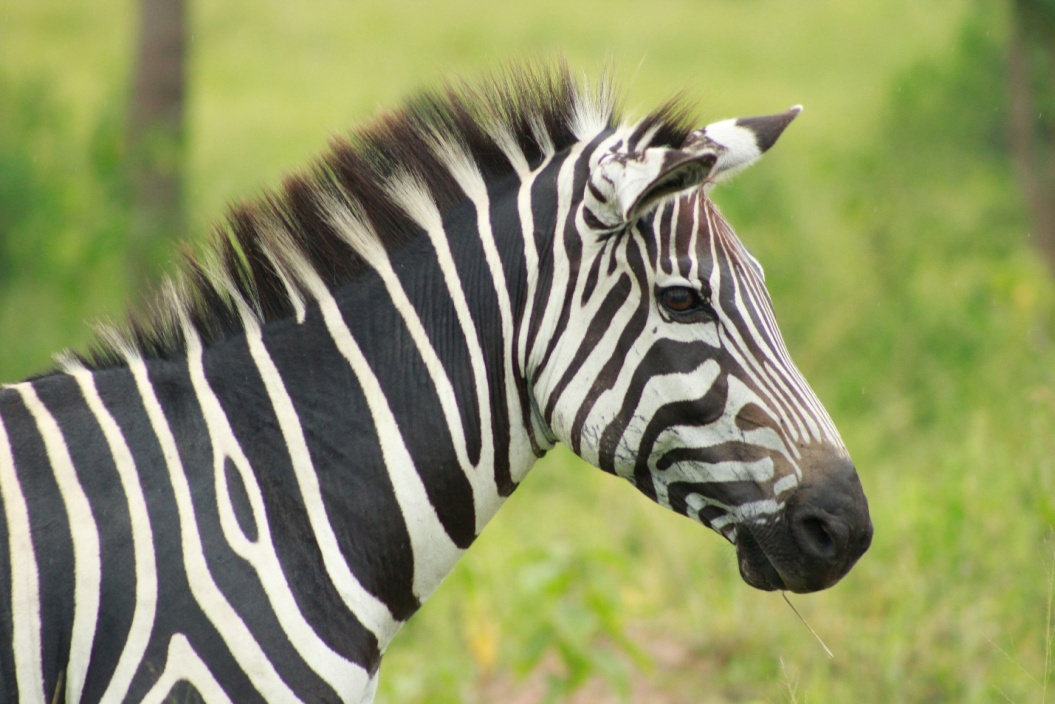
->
782, 591, 834, 659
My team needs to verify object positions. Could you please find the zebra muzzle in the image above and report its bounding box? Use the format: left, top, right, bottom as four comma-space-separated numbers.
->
735, 456, 873, 593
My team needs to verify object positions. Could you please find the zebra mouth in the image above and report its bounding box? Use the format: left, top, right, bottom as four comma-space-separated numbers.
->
734, 526, 786, 592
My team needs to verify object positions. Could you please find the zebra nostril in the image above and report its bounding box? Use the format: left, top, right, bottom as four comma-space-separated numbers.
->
785, 454, 872, 576
795, 514, 839, 560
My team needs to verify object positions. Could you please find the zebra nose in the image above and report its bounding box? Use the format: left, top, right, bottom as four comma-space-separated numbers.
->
792, 511, 841, 560
785, 456, 873, 591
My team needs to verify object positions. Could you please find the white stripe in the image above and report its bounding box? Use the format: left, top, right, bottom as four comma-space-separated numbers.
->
688, 192, 702, 283
651, 374, 795, 474
187, 333, 369, 701
318, 291, 463, 601
726, 267, 820, 445
0, 399, 45, 704
685, 492, 732, 523
284, 260, 464, 602
140, 634, 233, 704
526, 136, 602, 374
484, 120, 531, 177
707, 211, 809, 449
68, 367, 158, 704
710, 498, 782, 530
429, 136, 532, 487
661, 456, 776, 487
623, 359, 722, 507
244, 325, 399, 643
386, 175, 500, 519
255, 237, 309, 325
721, 239, 827, 444
322, 195, 502, 531
15, 384, 101, 703
358, 672, 379, 704
550, 281, 647, 466
712, 209, 840, 446
514, 154, 559, 454
127, 355, 303, 703
527, 113, 555, 158
243, 217, 402, 641
773, 473, 799, 497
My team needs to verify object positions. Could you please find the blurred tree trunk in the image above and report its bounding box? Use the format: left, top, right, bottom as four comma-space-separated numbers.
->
1007, 0, 1055, 276
127, 0, 186, 294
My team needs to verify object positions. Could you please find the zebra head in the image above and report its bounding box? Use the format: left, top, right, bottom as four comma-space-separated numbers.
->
531, 107, 872, 594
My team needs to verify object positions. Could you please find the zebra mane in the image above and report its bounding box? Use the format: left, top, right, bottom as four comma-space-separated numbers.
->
74, 62, 697, 371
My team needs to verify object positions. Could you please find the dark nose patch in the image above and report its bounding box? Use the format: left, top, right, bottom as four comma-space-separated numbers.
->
783, 455, 873, 591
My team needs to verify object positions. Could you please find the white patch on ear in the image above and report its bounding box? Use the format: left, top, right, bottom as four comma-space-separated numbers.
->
695, 105, 802, 187
699, 119, 764, 184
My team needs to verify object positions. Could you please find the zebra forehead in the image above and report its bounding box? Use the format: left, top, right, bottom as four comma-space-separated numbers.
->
640, 195, 767, 283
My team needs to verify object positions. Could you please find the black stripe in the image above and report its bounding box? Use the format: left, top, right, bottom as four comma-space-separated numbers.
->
658, 201, 675, 276
637, 216, 659, 272
515, 157, 565, 457
674, 200, 695, 279
658, 440, 775, 472
710, 227, 801, 446
32, 373, 136, 701
582, 206, 613, 233
343, 265, 479, 545
580, 247, 606, 305
532, 133, 608, 381
147, 357, 339, 700
564, 239, 652, 458
586, 178, 606, 203
440, 194, 516, 497
485, 170, 532, 493
543, 271, 632, 448
266, 303, 420, 623
389, 219, 483, 470
596, 343, 725, 479
3, 388, 72, 700
522, 153, 567, 378
0, 393, 20, 703
666, 481, 734, 524
206, 332, 382, 671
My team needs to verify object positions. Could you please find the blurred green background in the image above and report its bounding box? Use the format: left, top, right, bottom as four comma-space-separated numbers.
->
2, 0, 1054, 701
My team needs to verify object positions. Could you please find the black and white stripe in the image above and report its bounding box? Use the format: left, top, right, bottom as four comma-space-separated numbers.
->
0, 65, 870, 702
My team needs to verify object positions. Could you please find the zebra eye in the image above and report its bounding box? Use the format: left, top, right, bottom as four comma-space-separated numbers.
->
659, 286, 705, 315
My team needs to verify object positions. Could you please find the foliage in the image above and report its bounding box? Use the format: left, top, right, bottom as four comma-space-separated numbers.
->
0, 74, 68, 286
0, 70, 130, 379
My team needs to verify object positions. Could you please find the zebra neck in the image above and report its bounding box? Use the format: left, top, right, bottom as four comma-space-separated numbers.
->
189, 187, 550, 615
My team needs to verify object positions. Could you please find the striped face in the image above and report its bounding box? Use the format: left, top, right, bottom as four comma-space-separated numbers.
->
532, 110, 872, 593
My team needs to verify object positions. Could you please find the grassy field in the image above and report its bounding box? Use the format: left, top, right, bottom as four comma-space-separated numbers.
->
2, 0, 1054, 701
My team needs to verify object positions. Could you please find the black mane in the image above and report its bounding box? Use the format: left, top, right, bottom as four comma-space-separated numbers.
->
74, 63, 696, 371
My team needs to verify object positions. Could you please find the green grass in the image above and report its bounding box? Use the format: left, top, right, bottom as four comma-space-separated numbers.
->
2, 0, 1053, 701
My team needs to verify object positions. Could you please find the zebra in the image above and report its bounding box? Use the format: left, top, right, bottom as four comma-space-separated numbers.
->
0, 65, 872, 703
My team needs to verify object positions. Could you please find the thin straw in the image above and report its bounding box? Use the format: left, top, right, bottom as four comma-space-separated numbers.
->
782, 591, 834, 659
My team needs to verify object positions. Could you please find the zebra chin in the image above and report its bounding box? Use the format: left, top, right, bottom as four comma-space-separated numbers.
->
733, 453, 873, 594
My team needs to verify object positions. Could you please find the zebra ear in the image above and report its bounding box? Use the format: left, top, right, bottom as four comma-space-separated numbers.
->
683, 105, 802, 187
587, 148, 718, 229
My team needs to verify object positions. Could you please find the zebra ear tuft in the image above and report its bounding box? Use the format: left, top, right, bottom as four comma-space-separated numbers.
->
587, 148, 717, 229
683, 105, 801, 187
